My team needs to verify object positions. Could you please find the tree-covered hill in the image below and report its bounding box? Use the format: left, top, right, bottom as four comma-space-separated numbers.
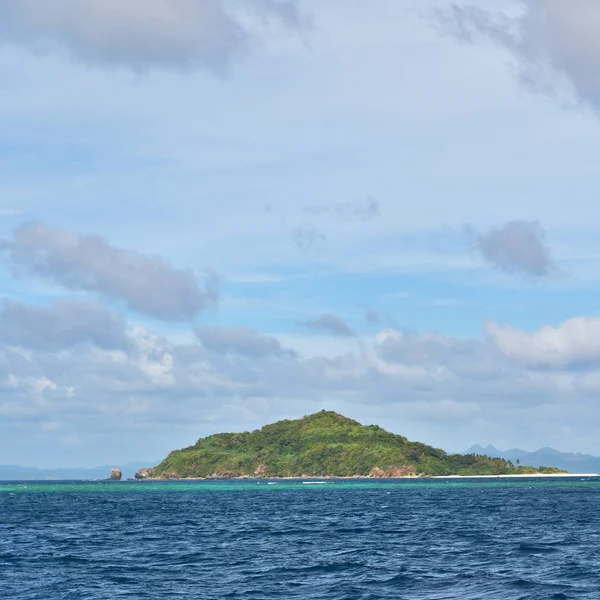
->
147, 411, 565, 479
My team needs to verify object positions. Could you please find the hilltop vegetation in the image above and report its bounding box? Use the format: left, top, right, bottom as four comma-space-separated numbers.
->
149, 411, 566, 479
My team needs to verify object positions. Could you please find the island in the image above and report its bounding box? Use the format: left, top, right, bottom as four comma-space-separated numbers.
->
138, 411, 566, 479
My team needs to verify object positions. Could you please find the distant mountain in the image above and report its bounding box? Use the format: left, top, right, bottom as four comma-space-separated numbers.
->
0, 461, 157, 481
463, 445, 600, 474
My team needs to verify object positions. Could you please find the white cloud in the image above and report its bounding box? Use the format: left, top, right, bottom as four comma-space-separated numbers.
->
0, 298, 129, 351
2, 223, 218, 321
436, 0, 600, 109
0, 0, 310, 72
2, 311, 596, 425
195, 325, 297, 358
486, 317, 600, 368
2, 306, 600, 461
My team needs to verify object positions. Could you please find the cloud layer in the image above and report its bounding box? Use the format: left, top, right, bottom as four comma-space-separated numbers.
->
0, 298, 129, 352
4, 306, 600, 462
2, 223, 217, 321
436, 0, 600, 108
0, 0, 308, 72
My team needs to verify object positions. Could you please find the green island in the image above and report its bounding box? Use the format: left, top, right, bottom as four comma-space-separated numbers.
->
144, 411, 566, 479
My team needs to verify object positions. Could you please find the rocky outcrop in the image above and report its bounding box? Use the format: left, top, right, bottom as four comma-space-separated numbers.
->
207, 471, 237, 480
254, 464, 268, 477
135, 468, 154, 480
109, 468, 122, 481
368, 465, 415, 478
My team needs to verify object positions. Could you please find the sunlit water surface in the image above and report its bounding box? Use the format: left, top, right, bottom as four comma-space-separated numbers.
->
2, 477, 600, 599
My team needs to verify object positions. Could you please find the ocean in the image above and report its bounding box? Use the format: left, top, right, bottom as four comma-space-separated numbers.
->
1, 478, 600, 599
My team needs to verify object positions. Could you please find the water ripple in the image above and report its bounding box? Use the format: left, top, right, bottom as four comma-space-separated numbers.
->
1, 479, 600, 598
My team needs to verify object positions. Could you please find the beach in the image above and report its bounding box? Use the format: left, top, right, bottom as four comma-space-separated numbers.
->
435, 473, 599, 478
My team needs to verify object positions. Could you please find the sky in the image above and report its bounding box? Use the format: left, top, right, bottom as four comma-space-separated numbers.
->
2, 0, 600, 468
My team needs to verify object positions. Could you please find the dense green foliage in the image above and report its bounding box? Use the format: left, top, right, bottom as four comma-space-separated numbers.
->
151, 411, 566, 478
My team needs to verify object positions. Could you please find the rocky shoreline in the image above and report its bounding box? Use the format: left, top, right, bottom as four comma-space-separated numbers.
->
132, 469, 596, 481
133, 466, 421, 480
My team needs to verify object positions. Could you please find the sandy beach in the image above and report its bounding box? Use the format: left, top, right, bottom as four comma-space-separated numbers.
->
434, 473, 599, 479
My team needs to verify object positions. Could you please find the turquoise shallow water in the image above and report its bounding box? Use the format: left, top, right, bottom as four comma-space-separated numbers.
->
3, 476, 600, 493
2, 477, 600, 598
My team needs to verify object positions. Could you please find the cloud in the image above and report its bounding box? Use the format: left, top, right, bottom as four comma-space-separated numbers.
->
195, 326, 297, 359
434, 1, 600, 109
292, 223, 326, 251
0, 298, 129, 352
2, 222, 218, 321
374, 328, 501, 379
302, 197, 380, 222
0, 0, 309, 73
365, 309, 398, 328
466, 220, 557, 277
2, 315, 591, 430
486, 317, 600, 369
4, 309, 600, 464
301, 313, 354, 337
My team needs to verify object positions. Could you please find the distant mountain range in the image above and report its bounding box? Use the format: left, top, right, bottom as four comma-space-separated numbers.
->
0, 461, 156, 481
463, 445, 600, 474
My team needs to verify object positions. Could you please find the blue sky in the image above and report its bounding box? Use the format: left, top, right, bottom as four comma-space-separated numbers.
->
2, 0, 600, 467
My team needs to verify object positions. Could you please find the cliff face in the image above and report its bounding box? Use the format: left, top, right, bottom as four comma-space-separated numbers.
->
135, 468, 154, 480
146, 411, 565, 479
109, 468, 122, 480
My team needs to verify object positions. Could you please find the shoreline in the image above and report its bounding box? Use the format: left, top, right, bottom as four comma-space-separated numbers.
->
136, 472, 600, 482
433, 473, 600, 479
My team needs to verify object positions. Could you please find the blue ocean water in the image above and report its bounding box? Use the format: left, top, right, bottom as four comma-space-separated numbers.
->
1, 478, 600, 599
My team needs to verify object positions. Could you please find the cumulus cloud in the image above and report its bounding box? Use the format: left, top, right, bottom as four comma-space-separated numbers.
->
374, 328, 503, 379
0, 298, 129, 352
3, 314, 594, 430
4, 309, 600, 463
0, 0, 309, 73
2, 222, 217, 321
302, 313, 354, 337
466, 220, 557, 277
302, 197, 380, 222
435, 1, 600, 108
486, 317, 600, 369
195, 326, 297, 359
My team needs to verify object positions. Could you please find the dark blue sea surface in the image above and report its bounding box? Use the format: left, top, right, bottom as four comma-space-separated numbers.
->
1, 477, 600, 599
